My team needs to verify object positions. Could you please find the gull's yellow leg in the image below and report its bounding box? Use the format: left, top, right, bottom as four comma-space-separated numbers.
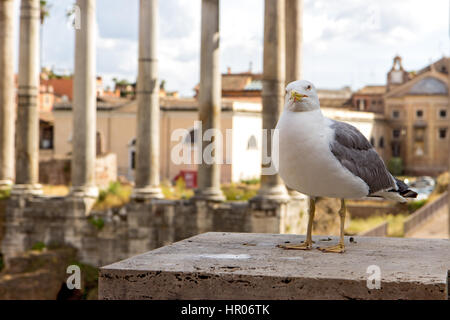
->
278, 197, 315, 250
318, 199, 346, 253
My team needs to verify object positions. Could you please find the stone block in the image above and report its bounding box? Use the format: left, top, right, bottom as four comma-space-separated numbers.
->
99, 232, 450, 300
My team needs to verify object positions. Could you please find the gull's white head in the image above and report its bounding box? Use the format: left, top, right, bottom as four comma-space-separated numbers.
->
284, 80, 320, 112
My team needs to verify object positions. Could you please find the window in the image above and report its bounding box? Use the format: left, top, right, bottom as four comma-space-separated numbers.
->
357, 99, 365, 111
392, 142, 401, 157
131, 150, 136, 169
392, 110, 400, 119
379, 137, 384, 148
40, 126, 53, 150
413, 128, 426, 156
96, 132, 102, 156
439, 128, 447, 139
393, 129, 401, 139
440, 109, 447, 118
370, 137, 375, 147
416, 110, 423, 118
247, 135, 258, 150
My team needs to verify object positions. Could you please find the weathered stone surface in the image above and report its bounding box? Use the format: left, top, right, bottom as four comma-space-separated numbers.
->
99, 232, 450, 300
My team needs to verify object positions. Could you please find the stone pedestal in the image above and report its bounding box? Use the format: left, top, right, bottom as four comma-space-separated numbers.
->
99, 232, 450, 300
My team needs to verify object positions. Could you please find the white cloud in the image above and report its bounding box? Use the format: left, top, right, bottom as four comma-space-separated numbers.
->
14, 0, 450, 95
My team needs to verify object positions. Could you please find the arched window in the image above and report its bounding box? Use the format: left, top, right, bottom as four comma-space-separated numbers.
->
370, 137, 375, 147
247, 135, 258, 150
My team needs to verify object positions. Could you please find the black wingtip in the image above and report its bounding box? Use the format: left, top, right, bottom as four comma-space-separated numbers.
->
401, 190, 418, 198
394, 177, 418, 198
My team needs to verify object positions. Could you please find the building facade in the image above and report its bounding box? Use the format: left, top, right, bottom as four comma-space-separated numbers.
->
52, 95, 384, 184
384, 57, 449, 175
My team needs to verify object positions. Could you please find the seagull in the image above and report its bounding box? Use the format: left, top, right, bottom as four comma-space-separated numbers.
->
275, 80, 417, 253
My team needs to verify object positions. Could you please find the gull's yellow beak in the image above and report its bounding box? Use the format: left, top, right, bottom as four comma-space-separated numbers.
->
291, 90, 307, 102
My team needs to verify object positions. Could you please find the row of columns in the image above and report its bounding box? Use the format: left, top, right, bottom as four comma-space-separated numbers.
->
134, 0, 303, 202
0, 0, 302, 202
0, 0, 98, 197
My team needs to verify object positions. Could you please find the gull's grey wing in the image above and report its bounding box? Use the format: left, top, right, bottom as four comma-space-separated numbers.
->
329, 120, 395, 194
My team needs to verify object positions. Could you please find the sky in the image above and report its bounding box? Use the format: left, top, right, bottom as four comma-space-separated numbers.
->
11, 0, 450, 97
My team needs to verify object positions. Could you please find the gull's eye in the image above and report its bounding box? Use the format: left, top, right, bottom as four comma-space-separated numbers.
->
306, 85, 312, 91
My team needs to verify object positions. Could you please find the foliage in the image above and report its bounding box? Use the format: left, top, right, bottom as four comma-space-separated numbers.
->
0, 188, 11, 200
241, 178, 260, 185
31, 242, 46, 252
40, 1, 51, 25
407, 199, 427, 213
221, 183, 258, 201
160, 80, 166, 90
112, 78, 132, 86
93, 181, 132, 211
88, 216, 105, 231
387, 157, 403, 176
346, 214, 407, 237
161, 178, 194, 200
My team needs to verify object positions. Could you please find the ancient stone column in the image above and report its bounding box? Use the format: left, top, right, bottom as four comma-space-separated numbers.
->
12, 0, 42, 195
132, 0, 163, 200
285, 0, 305, 200
194, 0, 224, 201
70, 0, 98, 198
254, 0, 289, 202
0, 0, 15, 191
285, 0, 303, 84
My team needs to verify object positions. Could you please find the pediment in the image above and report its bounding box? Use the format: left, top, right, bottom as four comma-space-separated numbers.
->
408, 77, 447, 95
385, 70, 448, 98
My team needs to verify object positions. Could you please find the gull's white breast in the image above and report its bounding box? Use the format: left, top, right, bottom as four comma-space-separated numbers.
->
275, 109, 369, 198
